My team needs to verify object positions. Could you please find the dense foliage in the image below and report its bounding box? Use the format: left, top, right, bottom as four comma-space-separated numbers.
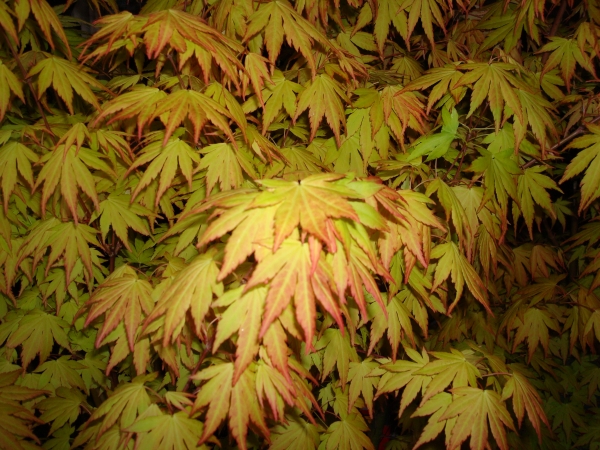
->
2, 0, 600, 448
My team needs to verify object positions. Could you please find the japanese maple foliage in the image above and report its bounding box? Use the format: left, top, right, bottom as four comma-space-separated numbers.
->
0, 0, 599, 448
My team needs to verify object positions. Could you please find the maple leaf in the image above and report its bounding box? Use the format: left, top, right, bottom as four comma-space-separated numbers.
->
315, 328, 360, 385
426, 178, 471, 249
368, 293, 416, 360
560, 123, 600, 212
144, 250, 222, 345
270, 412, 323, 450
347, 358, 381, 417
127, 137, 200, 207
0, 2, 18, 43
0, 141, 38, 212
125, 409, 206, 450
251, 174, 360, 251
243, 53, 272, 107
149, 89, 240, 145
401, 64, 465, 114
0, 61, 24, 121
374, 0, 408, 52
295, 74, 348, 145
0, 371, 44, 448
84, 266, 154, 352
430, 242, 491, 314
408, 107, 459, 161
92, 193, 153, 250
198, 143, 247, 194
19, 220, 101, 285
35, 356, 87, 393
29, 55, 105, 114
453, 62, 529, 129
416, 349, 481, 404
94, 87, 167, 139
353, 86, 426, 146
517, 166, 562, 238
35, 144, 115, 222
213, 286, 266, 382
244, 1, 331, 76
246, 235, 336, 345
511, 307, 560, 362
538, 37, 596, 91
87, 373, 156, 438
4, 309, 70, 368
440, 387, 516, 450
376, 348, 431, 416
193, 361, 267, 450
324, 414, 375, 450
403, 0, 447, 46
29, 0, 71, 56
502, 366, 550, 442
468, 147, 520, 225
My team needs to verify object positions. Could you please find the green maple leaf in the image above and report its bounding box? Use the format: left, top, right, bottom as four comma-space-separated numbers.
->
440, 387, 515, 450
38, 387, 87, 434
403, 0, 447, 46
402, 64, 464, 114
244, 1, 331, 76
4, 309, 70, 368
84, 265, 154, 352
246, 235, 338, 345
376, 348, 431, 417
324, 413, 375, 450
347, 358, 381, 417
87, 372, 156, 438
512, 307, 560, 362
125, 409, 206, 450
430, 242, 491, 314
244, 70, 302, 131
295, 74, 348, 145
198, 143, 246, 194
128, 137, 201, 207
0, 141, 38, 211
416, 349, 481, 404
538, 37, 596, 91
315, 328, 360, 385
271, 412, 323, 450
29, 55, 105, 114
468, 147, 521, 220
408, 107, 459, 161
193, 361, 266, 450
0, 372, 43, 448
502, 366, 549, 442
251, 173, 360, 250
453, 62, 528, 126
150, 89, 240, 145
35, 144, 115, 222
517, 166, 562, 238
144, 250, 222, 345
0, 61, 24, 121
368, 293, 415, 360
35, 356, 87, 393
92, 193, 153, 250
19, 220, 101, 285
374, 0, 408, 52
560, 123, 600, 212
213, 286, 266, 383
94, 87, 167, 139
